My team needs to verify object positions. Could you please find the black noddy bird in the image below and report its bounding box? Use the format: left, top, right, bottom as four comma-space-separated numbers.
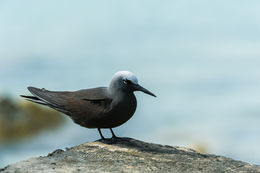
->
21, 71, 156, 139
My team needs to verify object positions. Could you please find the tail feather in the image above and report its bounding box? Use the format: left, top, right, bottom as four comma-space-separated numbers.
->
21, 87, 69, 114
20, 95, 48, 105
27, 87, 65, 107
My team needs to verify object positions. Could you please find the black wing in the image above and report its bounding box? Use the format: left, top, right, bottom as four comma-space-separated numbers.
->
21, 86, 112, 114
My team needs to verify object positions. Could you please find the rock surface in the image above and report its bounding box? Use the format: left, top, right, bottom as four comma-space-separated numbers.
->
1, 138, 260, 173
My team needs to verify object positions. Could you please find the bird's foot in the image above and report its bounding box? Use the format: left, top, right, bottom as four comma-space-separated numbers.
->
111, 134, 123, 140
109, 128, 120, 140
100, 137, 108, 141
111, 135, 119, 139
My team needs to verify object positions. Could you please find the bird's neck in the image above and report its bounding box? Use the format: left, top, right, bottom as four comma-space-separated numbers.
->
108, 87, 134, 100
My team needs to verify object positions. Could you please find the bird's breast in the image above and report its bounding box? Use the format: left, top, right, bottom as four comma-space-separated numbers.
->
105, 93, 137, 128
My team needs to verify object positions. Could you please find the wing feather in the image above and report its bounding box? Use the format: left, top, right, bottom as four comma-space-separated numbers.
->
23, 86, 112, 116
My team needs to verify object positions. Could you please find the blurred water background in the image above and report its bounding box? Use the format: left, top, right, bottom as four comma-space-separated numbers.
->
1, 0, 260, 167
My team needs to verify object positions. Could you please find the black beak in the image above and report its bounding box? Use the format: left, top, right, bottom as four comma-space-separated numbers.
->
132, 84, 156, 97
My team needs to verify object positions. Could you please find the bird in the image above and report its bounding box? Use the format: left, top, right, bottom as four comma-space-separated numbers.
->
21, 71, 156, 139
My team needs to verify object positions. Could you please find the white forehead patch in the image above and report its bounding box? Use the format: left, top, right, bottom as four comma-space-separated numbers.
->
114, 71, 138, 84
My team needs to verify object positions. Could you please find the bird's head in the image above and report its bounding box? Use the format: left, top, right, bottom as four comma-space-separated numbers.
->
109, 71, 156, 97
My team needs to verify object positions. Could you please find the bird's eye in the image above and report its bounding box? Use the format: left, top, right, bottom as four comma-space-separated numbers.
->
123, 79, 132, 85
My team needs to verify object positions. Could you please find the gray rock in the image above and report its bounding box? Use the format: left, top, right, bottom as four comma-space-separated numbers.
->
1, 138, 260, 173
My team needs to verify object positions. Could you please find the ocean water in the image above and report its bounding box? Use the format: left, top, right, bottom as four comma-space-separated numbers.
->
1, 0, 260, 167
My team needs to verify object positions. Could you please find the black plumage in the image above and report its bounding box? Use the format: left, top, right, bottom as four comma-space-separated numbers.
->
21, 71, 156, 139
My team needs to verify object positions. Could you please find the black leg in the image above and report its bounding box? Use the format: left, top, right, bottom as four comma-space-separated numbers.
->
110, 128, 117, 138
98, 128, 105, 140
